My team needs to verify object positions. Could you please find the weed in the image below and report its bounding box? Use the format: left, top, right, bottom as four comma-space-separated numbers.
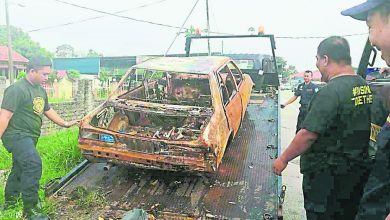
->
71, 186, 107, 210
0, 128, 82, 218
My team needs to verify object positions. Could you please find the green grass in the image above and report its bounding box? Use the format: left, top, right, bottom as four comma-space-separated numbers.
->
96, 88, 109, 100
0, 128, 82, 219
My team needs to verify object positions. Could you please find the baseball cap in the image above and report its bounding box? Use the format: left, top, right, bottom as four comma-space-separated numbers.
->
341, 0, 387, 21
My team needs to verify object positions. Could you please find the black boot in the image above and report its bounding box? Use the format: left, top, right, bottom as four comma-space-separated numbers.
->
23, 208, 49, 220
23, 201, 49, 220
0, 204, 7, 211
0, 198, 18, 211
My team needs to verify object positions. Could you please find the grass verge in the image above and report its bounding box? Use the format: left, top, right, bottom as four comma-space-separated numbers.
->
0, 128, 82, 219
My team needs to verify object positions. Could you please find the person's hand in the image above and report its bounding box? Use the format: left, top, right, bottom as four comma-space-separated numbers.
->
380, 67, 390, 78
64, 120, 80, 128
273, 157, 288, 176
280, 104, 286, 109
385, 213, 390, 220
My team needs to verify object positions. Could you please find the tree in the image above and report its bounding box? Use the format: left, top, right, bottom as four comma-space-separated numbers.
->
48, 72, 60, 85
16, 70, 26, 80
97, 70, 110, 99
98, 69, 109, 86
185, 26, 196, 37
0, 25, 53, 61
87, 49, 101, 57
276, 56, 297, 78
55, 44, 75, 58
67, 69, 80, 80
185, 26, 201, 37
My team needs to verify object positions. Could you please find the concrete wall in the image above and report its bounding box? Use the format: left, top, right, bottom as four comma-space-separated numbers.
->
0, 79, 103, 135
41, 79, 104, 135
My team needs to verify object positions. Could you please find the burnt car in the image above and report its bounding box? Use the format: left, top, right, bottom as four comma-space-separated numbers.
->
78, 56, 253, 172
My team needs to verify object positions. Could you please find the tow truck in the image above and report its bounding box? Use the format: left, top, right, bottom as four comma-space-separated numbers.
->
45, 34, 284, 220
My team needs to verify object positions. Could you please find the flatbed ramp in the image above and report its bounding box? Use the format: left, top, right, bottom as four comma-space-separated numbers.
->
53, 94, 280, 219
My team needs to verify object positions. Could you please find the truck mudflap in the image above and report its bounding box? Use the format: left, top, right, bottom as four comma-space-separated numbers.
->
48, 94, 281, 219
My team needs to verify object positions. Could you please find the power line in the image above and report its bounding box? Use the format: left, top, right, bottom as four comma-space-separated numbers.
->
28, 0, 171, 32
165, 0, 200, 55
47, 0, 232, 35
51, 0, 183, 30
28, 0, 368, 40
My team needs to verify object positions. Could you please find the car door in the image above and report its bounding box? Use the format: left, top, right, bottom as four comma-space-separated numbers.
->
217, 66, 243, 137
227, 61, 253, 117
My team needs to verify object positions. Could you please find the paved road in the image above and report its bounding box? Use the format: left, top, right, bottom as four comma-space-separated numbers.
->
280, 90, 306, 220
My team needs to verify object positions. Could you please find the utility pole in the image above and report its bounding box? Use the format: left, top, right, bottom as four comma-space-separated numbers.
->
206, 0, 211, 55
5, 0, 14, 84
165, 0, 200, 56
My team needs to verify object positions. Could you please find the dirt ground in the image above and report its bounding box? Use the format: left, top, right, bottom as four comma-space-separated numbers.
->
280, 90, 306, 220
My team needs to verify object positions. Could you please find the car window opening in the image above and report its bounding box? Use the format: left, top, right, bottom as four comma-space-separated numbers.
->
118, 69, 212, 107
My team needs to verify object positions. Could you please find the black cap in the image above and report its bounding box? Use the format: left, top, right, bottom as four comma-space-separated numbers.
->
341, 0, 387, 21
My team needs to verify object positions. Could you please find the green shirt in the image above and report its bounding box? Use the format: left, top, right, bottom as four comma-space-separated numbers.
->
300, 75, 372, 174
1, 78, 50, 139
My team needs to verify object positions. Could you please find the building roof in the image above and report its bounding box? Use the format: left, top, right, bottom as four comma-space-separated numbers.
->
292, 71, 322, 80
100, 56, 136, 69
133, 56, 231, 74
53, 57, 100, 75
0, 46, 29, 63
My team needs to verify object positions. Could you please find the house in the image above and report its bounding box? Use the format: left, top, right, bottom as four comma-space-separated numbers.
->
53, 56, 137, 80
52, 57, 100, 80
0, 46, 29, 79
43, 70, 76, 100
52, 56, 137, 99
100, 56, 136, 71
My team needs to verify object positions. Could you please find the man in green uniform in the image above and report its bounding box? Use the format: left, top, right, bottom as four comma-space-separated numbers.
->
273, 36, 372, 219
281, 70, 319, 133
0, 58, 79, 218
342, 0, 390, 219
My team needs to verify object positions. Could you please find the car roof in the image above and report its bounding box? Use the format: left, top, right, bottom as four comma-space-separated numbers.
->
133, 56, 231, 74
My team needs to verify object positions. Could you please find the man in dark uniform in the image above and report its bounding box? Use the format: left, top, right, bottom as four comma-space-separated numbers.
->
342, 0, 390, 219
273, 36, 372, 220
281, 70, 319, 133
0, 58, 79, 219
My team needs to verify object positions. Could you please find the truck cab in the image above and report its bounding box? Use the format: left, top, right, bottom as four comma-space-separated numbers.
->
358, 39, 390, 158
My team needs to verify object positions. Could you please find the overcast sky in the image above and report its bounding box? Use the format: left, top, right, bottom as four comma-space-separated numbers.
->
0, 0, 374, 71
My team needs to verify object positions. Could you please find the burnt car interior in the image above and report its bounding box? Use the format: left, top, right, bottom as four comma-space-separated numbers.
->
86, 69, 214, 142
118, 69, 212, 106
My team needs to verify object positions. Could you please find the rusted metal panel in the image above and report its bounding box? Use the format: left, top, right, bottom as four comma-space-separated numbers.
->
79, 56, 253, 173
225, 93, 243, 137
133, 56, 231, 75
239, 74, 255, 115
58, 93, 279, 219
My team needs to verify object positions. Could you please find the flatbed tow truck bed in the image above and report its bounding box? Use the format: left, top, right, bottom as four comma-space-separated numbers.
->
48, 92, 282, 220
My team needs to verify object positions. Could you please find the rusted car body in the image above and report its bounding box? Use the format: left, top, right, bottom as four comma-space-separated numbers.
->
78, 56, 253, 172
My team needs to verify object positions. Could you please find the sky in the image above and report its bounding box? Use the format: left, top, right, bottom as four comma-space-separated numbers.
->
0, 0, 375, 71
